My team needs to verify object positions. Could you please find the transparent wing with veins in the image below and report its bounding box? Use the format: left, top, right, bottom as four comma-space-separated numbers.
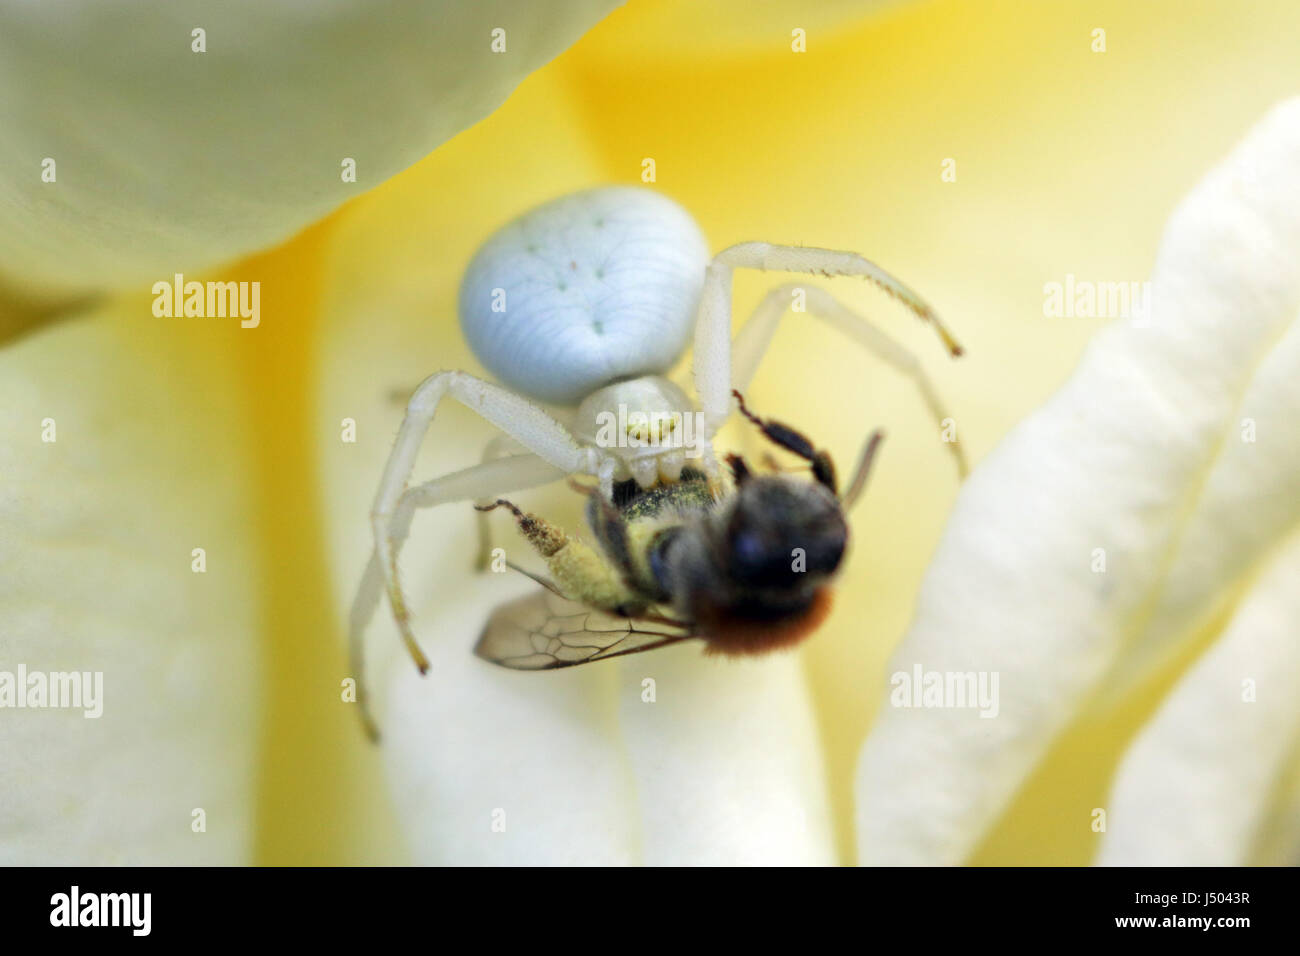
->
474, 589, 698, 670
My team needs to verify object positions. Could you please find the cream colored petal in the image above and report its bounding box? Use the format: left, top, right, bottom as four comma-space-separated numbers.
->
380, 587, 835, 867
856, 96, 1300, 865
1102, 301, 1300, 701
616, 648, 836, 866
0, 308, 260, 864
381, 580, 639, 865
1097, 531, 1300, 865
0, 0, 620, 300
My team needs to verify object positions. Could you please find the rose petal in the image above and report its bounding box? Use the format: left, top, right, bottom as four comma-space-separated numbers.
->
616, 649, 836, 866
855, 96, 1300, 865
1096, 532, 1300, 865
0, 0, 620, 300
0, 307, 261, 864
381, 580, 640, 865
1102, 292, 1300, 703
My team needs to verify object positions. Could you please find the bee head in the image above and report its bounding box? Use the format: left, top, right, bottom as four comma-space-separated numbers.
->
647, 467, 850, 657
722, 474, 848, 591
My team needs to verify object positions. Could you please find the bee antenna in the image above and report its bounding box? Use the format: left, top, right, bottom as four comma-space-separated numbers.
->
841, 430, 886, 511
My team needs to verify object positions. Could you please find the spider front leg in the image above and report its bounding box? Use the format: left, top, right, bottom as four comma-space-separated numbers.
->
363, 370, 602, 677
351, 451, 567, 739
390, 392, 531, 571
691, 243, 965, 475
731, 283, 967, 476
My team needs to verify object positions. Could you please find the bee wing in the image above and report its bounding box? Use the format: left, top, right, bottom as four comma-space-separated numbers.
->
474, 589, 697, 670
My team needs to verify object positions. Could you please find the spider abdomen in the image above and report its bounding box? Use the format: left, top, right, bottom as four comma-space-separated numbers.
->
458, 186, 710, 405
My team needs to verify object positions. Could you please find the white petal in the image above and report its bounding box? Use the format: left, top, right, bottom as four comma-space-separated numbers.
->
616, 648, 836, 866
1103, 294, 1300, 702
0, 0, 620, 299
0, 311, 261, 864
381, 579, 640, 865
382, 604, 835, 865
856, 96, 1300, 865
1096, 532, 1300, 865
381, 596, 838, 865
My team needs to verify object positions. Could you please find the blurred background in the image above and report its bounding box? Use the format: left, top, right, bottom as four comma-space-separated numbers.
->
3, 0, 1299, 865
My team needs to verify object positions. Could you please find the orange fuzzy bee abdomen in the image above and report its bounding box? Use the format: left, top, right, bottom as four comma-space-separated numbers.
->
699, 588, 834, 657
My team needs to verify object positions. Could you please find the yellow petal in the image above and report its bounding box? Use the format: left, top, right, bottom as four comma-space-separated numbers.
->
0, 1, 622, 300
0, 305, 261, 863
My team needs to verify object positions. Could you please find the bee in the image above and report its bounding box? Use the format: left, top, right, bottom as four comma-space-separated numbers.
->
472, 390, 884, 669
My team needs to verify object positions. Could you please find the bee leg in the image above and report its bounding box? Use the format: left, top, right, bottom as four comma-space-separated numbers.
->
725, 452, 753, 486
729, 451, 810, 482
502, 560, 567, 598
475, 499, 641, 613
731, 389, 838, 494
474, 499, 567, 557
588, 491, 640, 583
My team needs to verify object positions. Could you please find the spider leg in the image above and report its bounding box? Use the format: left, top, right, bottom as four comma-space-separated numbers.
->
733, 283, 966, 476
350, 451, 567, 739
691, 246, 965, 477
363, 370, 597, 676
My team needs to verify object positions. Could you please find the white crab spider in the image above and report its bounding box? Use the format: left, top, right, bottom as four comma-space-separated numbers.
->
350, 186, 964, 697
